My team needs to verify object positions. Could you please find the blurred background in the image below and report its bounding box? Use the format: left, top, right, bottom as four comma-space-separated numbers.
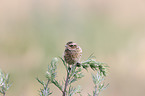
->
0, 0, 145, 96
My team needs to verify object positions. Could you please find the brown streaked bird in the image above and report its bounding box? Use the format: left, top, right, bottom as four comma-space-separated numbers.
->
64, 41, 82, 65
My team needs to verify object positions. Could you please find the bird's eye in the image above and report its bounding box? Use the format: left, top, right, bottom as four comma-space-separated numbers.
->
70, 45, 73, 47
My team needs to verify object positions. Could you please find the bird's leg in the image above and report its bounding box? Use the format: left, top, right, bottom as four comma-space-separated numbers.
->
68, 65, 71, 72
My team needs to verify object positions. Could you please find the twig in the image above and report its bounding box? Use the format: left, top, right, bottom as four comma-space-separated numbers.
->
45, 79, 49, 90
94, 85, 97, 96
3, 93, 5, 96
63, 70, 70, 96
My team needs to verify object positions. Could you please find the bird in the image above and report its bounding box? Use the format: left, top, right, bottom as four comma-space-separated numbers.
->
64, 41, 82, 65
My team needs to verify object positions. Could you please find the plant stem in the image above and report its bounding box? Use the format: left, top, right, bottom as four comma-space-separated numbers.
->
3, 92, 5, 96
63, 70, 70, 96
45, 79, 49, 90
94, 85, 97, 96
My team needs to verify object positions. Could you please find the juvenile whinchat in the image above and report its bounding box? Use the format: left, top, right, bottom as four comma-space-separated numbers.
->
64, 41, 82, 65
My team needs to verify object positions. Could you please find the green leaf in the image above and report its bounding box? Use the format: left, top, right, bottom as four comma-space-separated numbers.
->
68, 78, 77, 84
59, 57, 67, 71
82, 64, 89, 70
91, 71, 109, 96
87, 53, 95, 60
52, 79, 63, 91
36, 78, 45, 86
68, 85, 81, 96
88, 93, 91, 96
0, 69, 12, 95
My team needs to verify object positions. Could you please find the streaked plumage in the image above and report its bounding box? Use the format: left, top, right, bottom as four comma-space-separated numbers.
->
64, 41, 82, 65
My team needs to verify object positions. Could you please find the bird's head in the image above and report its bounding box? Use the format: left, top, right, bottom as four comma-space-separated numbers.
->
65, 41, 78, 50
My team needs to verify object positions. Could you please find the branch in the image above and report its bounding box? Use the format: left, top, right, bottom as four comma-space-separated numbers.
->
63, 70, 69, 96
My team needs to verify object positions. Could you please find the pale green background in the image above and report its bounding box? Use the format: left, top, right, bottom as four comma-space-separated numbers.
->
0, 0, 145, 96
